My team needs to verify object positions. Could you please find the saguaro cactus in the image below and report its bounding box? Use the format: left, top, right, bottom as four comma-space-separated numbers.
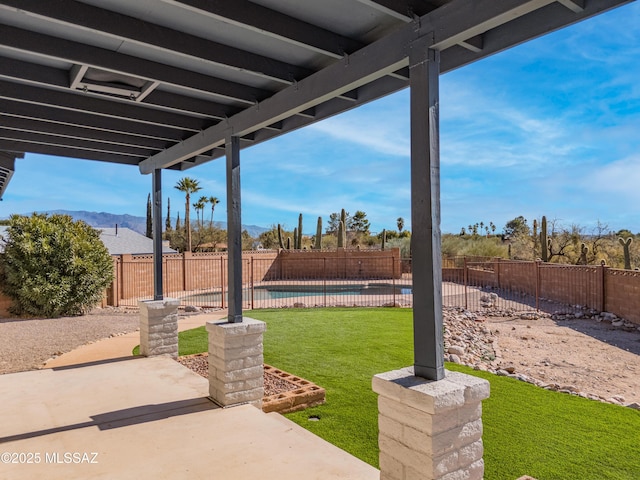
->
381, 228, 386, 251
297, 213, 303, 250
314, 216, 322, 250
293, 227, 299, 249
578, 243, 588, 265
540, 216, 548, 262
337, 220, 345, 248
619, 237, 633, 270
277, 223, 285, 249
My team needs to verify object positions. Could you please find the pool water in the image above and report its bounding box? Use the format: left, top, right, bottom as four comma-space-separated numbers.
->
183, 283, 412, 303
258, 283, 412, 299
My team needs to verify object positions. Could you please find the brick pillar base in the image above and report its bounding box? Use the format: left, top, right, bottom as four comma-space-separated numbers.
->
138, 298, 180, 359
207, 318, 266, 408
372, 368, 490, 480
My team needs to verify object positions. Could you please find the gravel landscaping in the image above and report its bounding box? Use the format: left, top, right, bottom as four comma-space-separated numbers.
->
0, 307, 140, 374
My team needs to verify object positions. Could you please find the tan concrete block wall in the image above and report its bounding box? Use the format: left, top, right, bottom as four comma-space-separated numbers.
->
373, 368, 490, 480
539, 265, 602, 309
207, 318, 266, 408
111, 250, 399, 302
139, 299, 180, 359
164, 254, 186, 293
183, 252, 226, 291
106, 251, 640, 326
113, 251, 278, 301
498, 261, 537, 295
278, 248, 401, 280
441, 268, 464, 283
467, 268, 497, 288
604, 269, 640, 324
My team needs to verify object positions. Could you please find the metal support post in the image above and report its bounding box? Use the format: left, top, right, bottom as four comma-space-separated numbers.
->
392, 256, 397, 306
226, 135, 243, 323
152, 168, 163, 301
250, 257, 255, 310
221, 256, 225, 309
409, 36, 444, 381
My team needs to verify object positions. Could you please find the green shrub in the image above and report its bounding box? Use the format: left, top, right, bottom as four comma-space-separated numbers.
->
441, 234, 508, 258
0, 213, 114, 317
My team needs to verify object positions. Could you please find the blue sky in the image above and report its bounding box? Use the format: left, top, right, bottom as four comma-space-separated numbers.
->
2, 3, 639, 235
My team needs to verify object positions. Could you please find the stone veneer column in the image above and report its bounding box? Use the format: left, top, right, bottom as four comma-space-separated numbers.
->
372, 368, 490, 480
207, 318, 266, 408
138, 298, 180, 359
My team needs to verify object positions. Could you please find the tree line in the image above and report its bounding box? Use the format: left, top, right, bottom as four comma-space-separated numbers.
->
144, 177, 228, 253
444, 216, 639, 269
257, 211, 409, 252
150, 176, 411, 253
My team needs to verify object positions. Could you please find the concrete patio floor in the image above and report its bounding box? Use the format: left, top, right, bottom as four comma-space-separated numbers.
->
0, 355, 379, 479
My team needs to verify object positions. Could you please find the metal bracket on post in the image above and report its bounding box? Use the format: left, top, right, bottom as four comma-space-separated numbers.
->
226, 134, 243, 323
409, 34, 444, 381
152, 168, 164, 301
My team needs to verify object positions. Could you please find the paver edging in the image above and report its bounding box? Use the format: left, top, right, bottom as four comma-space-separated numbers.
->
176, 354, 325, 414
262, 364, 326, 414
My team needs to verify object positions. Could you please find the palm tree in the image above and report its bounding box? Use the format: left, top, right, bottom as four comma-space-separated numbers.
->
208, 196, 220, 228
174, 177, 201, 252
197, 195, 209, 228
397, 217, 404, 233
193, 200, 204, 229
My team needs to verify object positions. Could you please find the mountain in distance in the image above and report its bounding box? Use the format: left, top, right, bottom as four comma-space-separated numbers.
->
23, 210, 269, 238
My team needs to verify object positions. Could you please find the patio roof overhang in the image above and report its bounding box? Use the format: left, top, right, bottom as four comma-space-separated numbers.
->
0, 0, 634, 380
0, 0, 631, 177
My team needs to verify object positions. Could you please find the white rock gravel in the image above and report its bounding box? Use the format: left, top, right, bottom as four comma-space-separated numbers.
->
0, 307, 140, 374
442, 306, 640, 408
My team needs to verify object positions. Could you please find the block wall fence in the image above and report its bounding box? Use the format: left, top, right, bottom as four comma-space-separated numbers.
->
1, 251, 634, 323
105, 248, 402, 307
442, 258, 640, 324
103, 253, 640, 325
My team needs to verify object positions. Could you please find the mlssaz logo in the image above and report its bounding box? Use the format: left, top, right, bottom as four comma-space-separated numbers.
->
45, 452, 99, 464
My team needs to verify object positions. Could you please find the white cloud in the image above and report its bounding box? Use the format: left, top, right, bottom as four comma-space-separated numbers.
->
306, 94, 410, 158
580, 156, 640, 201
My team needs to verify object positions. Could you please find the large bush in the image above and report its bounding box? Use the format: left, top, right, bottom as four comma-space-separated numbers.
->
0, 214, 114, 317
441, 234, 508, 258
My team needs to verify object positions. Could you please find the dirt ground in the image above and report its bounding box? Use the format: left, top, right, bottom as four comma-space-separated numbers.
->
484, 314, 640, 405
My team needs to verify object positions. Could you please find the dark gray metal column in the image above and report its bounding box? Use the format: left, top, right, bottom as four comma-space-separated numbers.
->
226, 135, 243, 323
409, 36, 445, 381
152, 168, 163, 300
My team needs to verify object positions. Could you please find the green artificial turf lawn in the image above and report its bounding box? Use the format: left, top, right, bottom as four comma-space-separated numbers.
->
174, 308, 640, 479
131, 326, 206, 356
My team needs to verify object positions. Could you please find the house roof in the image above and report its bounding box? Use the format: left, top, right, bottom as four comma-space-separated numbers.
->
0, 0, 631, 191
0, 225, 176, 255
98, 228, 176, 255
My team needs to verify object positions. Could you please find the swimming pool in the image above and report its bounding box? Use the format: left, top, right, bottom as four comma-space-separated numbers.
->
182, 283, 412, 304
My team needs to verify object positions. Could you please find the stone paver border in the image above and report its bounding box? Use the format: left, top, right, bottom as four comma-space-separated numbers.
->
263, 364, 326, 414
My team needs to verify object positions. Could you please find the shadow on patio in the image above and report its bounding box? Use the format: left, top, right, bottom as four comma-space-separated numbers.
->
0, 356, 378, 479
